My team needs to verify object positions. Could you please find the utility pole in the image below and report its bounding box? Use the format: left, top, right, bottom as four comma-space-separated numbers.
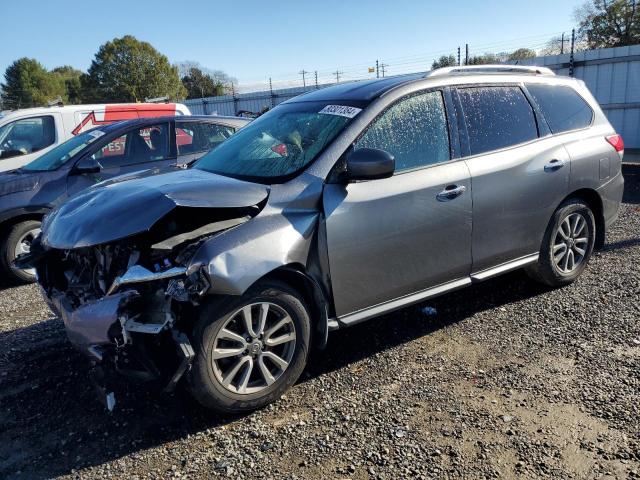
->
231, 83, 238, 115
376, 59, 380, 78
314, 71, 318, 89
560, 32, 565, 54
380, 63, 388, 77
457, 46, 461, 66
299, 69, 309, 87
334, 70, 342, 83
269, 77, 274, 107
465, 44, 469, 65
569, 28, 576, 77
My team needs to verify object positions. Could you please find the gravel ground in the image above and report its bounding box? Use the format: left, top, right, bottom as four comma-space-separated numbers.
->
1, 173, 639, 480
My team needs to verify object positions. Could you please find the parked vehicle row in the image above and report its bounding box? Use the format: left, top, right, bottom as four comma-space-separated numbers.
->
0, 115, 249, 282
0, 103, 191, 172
16, 65, 624, 414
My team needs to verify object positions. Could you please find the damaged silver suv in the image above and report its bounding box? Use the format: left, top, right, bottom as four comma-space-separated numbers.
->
22, 66, 624, 413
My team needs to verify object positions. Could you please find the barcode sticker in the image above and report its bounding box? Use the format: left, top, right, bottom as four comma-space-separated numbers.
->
319, 105, 362, 118
88, 130, 105, 140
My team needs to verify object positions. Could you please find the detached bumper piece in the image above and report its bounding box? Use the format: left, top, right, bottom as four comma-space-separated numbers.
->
52, 290, 140, 354
50, 288, 195, 411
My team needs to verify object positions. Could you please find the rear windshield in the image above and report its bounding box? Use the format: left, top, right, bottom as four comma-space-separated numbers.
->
21, 129, 105, 172
193, 101, 359, 182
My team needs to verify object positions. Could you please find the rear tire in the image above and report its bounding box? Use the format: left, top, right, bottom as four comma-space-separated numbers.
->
0, 220, 42, 284
188, 280, 311, 414
526, 199, 595, 287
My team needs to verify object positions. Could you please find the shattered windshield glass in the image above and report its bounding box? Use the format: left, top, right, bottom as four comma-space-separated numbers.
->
193, 101, 358, 182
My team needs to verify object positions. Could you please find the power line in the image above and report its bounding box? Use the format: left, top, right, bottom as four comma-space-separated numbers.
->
219, 29, 577, 93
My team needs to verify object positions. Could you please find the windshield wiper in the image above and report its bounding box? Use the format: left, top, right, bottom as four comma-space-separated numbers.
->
174, 157, 200, 169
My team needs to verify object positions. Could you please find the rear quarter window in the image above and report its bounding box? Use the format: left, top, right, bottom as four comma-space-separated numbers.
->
458, 86, 538, 156
525, 83, 593, 134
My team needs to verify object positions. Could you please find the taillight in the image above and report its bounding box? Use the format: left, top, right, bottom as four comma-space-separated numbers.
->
606, 134, 624, 152
271, 143, 288, 157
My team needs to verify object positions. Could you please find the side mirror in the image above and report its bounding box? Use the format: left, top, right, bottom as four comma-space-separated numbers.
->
346, 148, 395, 181
73, 156, 102, 175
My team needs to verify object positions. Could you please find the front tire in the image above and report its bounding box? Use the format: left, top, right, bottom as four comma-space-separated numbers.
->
526, 199, 595, 287
1, 220, 42, 284
188, 280, 311, 414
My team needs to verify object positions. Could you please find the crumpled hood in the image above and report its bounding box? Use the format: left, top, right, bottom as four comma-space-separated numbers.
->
0, 170, 40, 197
41, 168, 270, 249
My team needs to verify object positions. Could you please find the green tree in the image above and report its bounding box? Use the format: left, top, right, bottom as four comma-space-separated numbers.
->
181, 66, 225, 99
508, 48, 537, 61
82, 35, 186, 102
431, 55, 458, 69
177, 61, 236, 97
466, 53, 503, 65
51, 66, 83, 104
576, 0, 639, 48
0, 58, 66, 109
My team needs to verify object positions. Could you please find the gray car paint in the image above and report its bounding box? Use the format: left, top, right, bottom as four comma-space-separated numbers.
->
41, 169, 269, 249
188, 171, 324, 296
463, 135, 572, 272
323, 160, 472, 316
53, 290, 139, 349
213, 74, 619, 320
36, 71, 624, 355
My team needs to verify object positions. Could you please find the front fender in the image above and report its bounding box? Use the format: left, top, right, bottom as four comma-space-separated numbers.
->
0, 205, 51, 225
189, 206, 320, 296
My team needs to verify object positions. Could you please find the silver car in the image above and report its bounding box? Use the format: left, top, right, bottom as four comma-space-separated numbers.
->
24, 65, 624, 413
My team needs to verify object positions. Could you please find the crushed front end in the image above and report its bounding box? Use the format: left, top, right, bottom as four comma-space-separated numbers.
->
11, 169, 272, 410
25, 205, 260, 411
33, 236, 213, 409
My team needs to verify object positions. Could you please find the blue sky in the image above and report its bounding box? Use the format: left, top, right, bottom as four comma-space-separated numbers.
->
1, 0, 583, 90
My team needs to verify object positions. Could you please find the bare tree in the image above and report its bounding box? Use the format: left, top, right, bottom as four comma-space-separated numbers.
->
575, 0, 639, 48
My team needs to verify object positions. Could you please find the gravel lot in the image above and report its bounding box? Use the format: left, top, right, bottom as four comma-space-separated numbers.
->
1, 172, 638, 480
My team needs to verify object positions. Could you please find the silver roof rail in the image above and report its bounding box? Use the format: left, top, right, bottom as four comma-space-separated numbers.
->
426, 64, 555, 77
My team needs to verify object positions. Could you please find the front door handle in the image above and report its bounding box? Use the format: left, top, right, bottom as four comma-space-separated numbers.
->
544, 159, 565, 172
436, 184, 466, 202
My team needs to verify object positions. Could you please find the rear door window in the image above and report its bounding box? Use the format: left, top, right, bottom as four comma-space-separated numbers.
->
458, 86, 538, 156
0, 115, 56, 160
92, 123, 170, 167
176, 122, 236, 155
526, 83, 593, 134
355, 90, 450, 172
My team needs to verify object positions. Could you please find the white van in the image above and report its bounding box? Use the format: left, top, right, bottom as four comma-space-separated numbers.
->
0, 103, 191, 172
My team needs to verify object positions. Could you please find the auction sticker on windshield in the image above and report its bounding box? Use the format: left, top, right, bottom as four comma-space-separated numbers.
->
319, 105, 362, 118
88, 130, 105, 141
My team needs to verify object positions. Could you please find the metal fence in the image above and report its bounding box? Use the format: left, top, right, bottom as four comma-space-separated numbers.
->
183, 84, 334, 117
184, 44, 640, 151
517, 44, 640, 152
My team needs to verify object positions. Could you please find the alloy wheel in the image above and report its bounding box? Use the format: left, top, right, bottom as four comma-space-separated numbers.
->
211, 302, 297, 395
552, 213, 589, 274
12, 227, 41, 277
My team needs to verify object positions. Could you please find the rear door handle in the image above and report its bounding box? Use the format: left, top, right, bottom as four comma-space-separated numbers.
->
544, 159, 565, 172
436, 184, 466, 202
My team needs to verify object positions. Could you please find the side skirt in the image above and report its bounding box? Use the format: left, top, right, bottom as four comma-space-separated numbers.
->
331, 253, 539, 329
470, 253, 539, 282
337, 278, 471, 328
